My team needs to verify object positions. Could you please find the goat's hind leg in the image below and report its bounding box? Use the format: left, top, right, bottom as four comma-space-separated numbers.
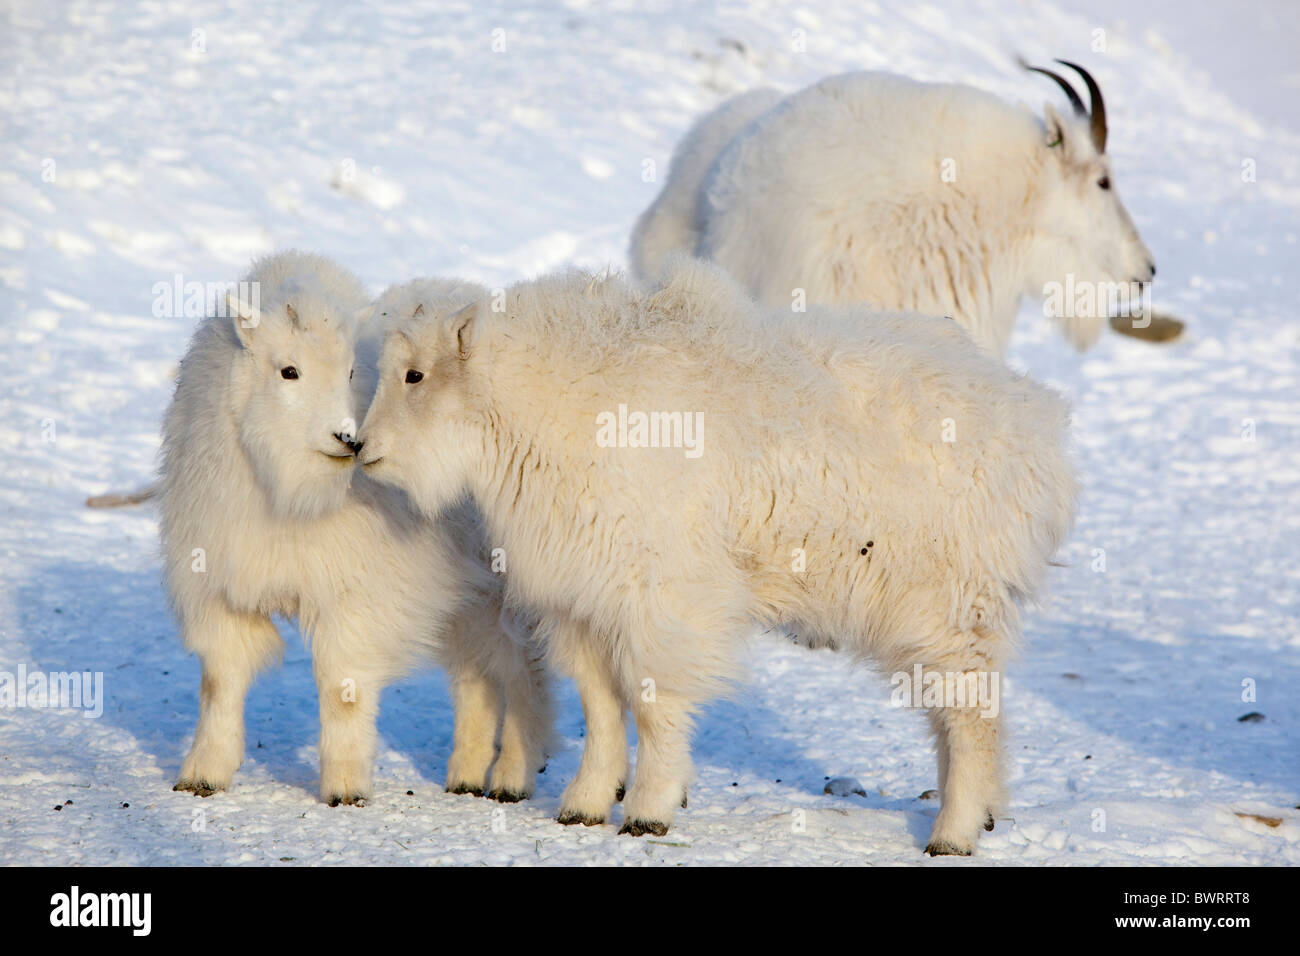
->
916, 638, 1006, 856
175, 603, 282, 796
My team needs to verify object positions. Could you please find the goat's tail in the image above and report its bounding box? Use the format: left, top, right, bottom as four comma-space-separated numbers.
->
86, 482, 157, 508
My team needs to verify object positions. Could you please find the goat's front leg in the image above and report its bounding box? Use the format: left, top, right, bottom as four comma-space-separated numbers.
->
439, 600, 553, 800
619, 687, 696, 836
312, 620, 390, 807
556, 626, 628, 826
486, 630, 553, 802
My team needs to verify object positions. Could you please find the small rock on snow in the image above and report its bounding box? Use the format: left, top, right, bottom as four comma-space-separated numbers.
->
824, 777, 867, 798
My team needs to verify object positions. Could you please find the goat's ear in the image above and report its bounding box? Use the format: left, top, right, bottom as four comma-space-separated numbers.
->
226, 291, 261, 346
447, 301, 478, 360
1043, 103, 1070, 152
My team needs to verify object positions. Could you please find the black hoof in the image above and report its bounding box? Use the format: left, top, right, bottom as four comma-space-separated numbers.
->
614, 784, 626, 802
327, 794, 368, 807
446, 783, 485, 797
681, 792, 689, 809
925, 840, 973, 857
984, 813, 995, 832
488, 788, 529, 804
556, 810, 604, 827
174, 780, 219, 797
619, 819, 669, 838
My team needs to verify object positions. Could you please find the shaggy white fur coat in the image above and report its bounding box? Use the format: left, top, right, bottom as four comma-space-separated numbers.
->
631, 71, 1155, 355
357, 259, 1077, 854
159, 253, 551, 806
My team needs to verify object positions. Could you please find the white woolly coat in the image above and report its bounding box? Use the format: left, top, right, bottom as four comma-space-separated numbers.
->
359, 259, 1076, 848
448, 263, 1074, 681
632, 71, 1128, 355
158, 254, 548, 802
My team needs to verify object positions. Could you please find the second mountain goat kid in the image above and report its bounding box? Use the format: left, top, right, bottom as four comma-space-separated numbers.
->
356, 260, 1077, 855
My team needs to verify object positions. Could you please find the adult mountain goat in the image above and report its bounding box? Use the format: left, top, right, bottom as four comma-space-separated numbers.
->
356, 259, 1076, 855
630, 62, 1156, 355
160, 253, 551, 806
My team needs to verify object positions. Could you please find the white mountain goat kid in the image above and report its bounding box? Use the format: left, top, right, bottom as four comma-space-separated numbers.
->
356, 260, 1076, 855
630, 61, 1156, 356
160, 253, 551, 806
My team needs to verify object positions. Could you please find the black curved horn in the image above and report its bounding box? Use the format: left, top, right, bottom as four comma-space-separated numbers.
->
1056, 59, 1107, 152
1024, 63, 1086, 118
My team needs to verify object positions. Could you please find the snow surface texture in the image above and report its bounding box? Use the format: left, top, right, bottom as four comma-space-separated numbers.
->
1, 0, 1297, 866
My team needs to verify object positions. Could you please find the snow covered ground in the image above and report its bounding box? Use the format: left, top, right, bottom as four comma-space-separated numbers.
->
1, 0, 1297, 865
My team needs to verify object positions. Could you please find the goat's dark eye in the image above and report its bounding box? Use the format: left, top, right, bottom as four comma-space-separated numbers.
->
349, 369, 354, 380
281, 366, 299, 380
1098, 176, 1111, 190
405, 369, 423, 384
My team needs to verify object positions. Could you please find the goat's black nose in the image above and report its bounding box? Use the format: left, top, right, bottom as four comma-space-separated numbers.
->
1148, 261, 1157, 278
333, 432, 363, 455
